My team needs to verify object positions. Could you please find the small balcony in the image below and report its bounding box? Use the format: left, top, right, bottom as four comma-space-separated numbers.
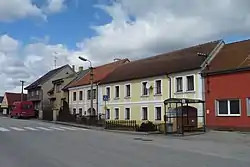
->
27, 94, 42, 101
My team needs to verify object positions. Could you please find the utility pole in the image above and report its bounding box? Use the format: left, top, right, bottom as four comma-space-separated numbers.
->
20, 80, 25, 102
90, 67, 94, 116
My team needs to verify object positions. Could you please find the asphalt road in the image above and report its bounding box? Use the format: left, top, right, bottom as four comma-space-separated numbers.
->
1, 116, 250, 167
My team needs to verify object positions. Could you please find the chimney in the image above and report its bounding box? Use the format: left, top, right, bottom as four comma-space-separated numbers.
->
72, 65, 75, 72
78, 66, 83, 71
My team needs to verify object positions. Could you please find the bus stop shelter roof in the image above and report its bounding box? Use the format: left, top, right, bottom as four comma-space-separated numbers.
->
164, 98, 204, 105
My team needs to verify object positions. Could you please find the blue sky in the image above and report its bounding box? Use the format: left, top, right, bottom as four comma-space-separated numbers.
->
0, 0, 112, 49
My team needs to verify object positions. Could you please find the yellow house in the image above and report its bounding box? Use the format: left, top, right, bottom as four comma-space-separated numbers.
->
99, 40, 224, 127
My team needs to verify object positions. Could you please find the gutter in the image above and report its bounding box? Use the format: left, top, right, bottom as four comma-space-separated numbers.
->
96, 83, 99, 116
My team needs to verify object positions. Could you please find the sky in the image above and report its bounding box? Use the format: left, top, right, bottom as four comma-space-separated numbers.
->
0, 0, 250, 95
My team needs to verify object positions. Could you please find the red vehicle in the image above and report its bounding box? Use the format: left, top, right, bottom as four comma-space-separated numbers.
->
10, 101, 35, 118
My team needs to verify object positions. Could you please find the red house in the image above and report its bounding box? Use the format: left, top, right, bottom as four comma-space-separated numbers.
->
203, 39, 250, 130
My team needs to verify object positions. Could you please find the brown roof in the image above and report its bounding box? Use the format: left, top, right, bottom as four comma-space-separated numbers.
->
203, 39, 250, 75
5, 92, 27, 105
100, 40, 221, 84
67, 59, 129, 88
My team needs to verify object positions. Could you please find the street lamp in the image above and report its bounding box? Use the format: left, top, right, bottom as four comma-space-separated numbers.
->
78, 56, 94, 116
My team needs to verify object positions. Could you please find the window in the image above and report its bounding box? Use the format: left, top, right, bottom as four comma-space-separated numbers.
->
125, 84, 131, 97
36, 90, 39, 95
73, 92, 76, 101
125, 108, 130, 120
79, 108, 82, 115
106, 109, 110, 119
115, 86, 119, 98
87, 89, 96, 100
155, 80, 162, 94
115, 108, 119, 120
56, 84, 61, 92
155, 107, 161, 120
142, 107, 148, 120
247, 98, 250, 116
22, 104, 32, 110
73, 108, 76, 115
87, 90, 91, 100
142, 82, 148, 96
79, 91, 83, 100
93, 89, 96, 99
106, 87, 110, 98
217, 99, 240, 116
31, 91, 34, 96
176, 77, 183, 92
186, 75, 194, 91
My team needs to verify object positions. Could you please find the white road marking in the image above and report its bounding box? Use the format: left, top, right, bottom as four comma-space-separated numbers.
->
59, 127, 80, 131
10, 127, 25, 131
36, 127, 53, 131
24, 127, 39, 131
49, 127, 65, 131
0, 127, 10, 132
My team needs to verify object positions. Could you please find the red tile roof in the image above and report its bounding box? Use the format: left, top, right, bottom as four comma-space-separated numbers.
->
100, 40, 221, 84
5, 92, 27, 105
67, 59, 129, 88
203, 39, 250, 75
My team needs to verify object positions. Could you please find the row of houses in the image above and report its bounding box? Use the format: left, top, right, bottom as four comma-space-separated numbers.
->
8, 38, 249, 131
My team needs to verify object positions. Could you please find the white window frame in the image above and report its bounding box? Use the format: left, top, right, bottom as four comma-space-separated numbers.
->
154, 79, 162, 95
175, 76, 183, 93
105, 86, 111, 99
216, 99, 241, 116
124, 107, 131, 120
114, 107, 119, 120
124, 83, 131, 98
114, 85, 120, 99
154, 105, 162, 120
186, 75, 195, 92
141, 81, 149, 96
141, 106, 148, 120
246, 98, 250, 116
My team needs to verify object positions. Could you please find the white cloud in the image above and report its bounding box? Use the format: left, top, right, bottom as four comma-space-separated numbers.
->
0, 0, 67, 22
44, 0, 67, 14
77, 0, 250, 62
1, 0, 250, 95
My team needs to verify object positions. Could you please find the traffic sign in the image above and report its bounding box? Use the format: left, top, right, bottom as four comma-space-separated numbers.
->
103, 95, 109, 101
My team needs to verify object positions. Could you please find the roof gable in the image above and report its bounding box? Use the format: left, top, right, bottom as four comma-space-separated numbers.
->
25, 65, 72, 90
4, 92, 27, 105
203, 39, 250, 75
100, 40, 221, 84
67, 59, 129, 88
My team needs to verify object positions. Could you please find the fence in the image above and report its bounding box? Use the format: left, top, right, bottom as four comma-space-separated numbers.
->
105, 120, 138, 131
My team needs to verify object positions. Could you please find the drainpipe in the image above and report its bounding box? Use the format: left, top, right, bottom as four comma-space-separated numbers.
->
167, 75, 171, 99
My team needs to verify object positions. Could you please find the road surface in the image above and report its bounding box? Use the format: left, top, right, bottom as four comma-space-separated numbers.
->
0, 116, 250, 167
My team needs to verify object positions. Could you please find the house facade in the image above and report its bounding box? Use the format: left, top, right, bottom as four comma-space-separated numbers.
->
24, 65, 74, 119
203, 39, 250, 130
99, 40, 224, 127
0, 92, 27, 115
67, 59, 129, 116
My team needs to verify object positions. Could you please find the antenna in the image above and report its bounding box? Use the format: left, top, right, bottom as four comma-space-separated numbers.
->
54, 52, 58, 69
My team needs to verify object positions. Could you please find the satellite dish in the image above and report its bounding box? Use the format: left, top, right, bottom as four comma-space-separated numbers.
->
146, 82, 151, 89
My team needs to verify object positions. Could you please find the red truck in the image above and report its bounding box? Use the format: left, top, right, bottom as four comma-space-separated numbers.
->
10, 101, 35, 118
